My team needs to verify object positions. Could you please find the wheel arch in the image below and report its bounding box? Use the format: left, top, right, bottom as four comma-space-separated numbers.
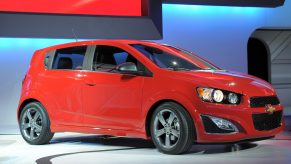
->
145, 99, 197, 139
18, 89, 58, 124
18, 98, 41, 122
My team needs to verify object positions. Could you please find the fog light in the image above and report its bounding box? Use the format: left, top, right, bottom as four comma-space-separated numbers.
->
208, 116, 238, 132
228, 93, 238, 104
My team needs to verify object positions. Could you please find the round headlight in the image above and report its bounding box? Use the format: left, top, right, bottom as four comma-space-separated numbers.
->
213, 90, 224, 102
228, 93, 238, 104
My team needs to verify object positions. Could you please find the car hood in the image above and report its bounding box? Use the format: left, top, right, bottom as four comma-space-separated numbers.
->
178, 70, 275, 96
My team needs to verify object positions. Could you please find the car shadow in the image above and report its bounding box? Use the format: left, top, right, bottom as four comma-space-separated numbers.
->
49, 134, 258, 154
188, 142, 258, 154
50, 135, 156, 148
36, 135, 259, 163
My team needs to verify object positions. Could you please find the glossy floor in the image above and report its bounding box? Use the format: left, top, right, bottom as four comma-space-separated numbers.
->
0, 131, 291, 164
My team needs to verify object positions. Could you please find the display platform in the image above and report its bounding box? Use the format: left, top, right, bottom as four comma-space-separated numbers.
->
1, 119, 291, 164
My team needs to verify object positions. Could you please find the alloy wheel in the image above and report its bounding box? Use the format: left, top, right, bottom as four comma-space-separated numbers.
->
153, 109, 181, 149
21, 108, 43, 141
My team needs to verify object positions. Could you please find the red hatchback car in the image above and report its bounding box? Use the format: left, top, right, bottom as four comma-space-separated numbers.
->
18, 40, 284, 154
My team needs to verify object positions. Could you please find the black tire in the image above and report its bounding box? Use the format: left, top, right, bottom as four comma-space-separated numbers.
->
19, 102, 54, 145
150, 102, 195, 154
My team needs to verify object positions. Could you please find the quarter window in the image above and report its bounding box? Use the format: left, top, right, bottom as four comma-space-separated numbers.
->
52, 46, 87, 70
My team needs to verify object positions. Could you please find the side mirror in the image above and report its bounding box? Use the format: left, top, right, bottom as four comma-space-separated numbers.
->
116, 62, 141, 75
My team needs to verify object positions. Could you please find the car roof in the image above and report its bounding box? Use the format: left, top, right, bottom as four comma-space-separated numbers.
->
39, 40, 163, 52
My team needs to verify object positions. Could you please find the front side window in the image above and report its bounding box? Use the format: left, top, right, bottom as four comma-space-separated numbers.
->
131, 44, 219, 71
93, 45, 142, 72
52, 46, 87, 70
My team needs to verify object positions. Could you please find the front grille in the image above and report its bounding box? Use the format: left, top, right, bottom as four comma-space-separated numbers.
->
252, 111, 282, 131
250, 96, 280, 108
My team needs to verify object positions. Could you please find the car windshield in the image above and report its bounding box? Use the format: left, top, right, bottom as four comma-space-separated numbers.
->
131, 44, 219, 71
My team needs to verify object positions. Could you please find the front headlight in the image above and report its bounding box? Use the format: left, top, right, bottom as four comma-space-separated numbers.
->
197, 87, 213, 102
213, 90, 224, 103
196, 87, 241, 104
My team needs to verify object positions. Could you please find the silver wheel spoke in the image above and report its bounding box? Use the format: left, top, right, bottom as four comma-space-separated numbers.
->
171, 129, 179, 138
22, 123, 30, 129
165, 134, 171, 148
157, 113, 166, 126
34, 112, 40, 120
26, 110, 32, 120
167, 113, 175, 125
34, 124, 42, 132
30, 128, 35, 139
155, 128, 165, 137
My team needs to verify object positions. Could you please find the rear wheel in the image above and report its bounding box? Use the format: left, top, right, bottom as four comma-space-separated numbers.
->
19, 102, 54, 145
150, 102, 195, 154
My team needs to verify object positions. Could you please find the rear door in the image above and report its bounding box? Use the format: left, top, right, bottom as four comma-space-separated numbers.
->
42, 45, 91, 126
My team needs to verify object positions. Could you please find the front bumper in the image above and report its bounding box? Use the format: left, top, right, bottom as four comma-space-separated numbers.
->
193, 103, 284, 143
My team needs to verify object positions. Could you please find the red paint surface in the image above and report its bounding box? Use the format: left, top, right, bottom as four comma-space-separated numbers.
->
0, 0, 142, 16
18, 40, 284, 143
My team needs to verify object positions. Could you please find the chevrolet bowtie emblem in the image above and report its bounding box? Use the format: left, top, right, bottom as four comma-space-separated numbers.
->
265, 104, 276, 114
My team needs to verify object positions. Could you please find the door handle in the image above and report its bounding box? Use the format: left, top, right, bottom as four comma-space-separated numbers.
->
85, 83, 96, 86
84, 80, 96, 86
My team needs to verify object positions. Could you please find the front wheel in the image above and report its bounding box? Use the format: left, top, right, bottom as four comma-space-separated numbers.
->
19, 102, 54, 145
150, 102, 195, 154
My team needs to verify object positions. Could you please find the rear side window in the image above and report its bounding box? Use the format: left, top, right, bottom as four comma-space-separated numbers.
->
51, 46, 87, 70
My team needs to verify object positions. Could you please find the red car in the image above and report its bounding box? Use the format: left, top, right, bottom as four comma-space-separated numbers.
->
18, 40, 284, 154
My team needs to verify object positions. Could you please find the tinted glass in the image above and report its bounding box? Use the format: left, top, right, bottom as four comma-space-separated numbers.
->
131, 44, 218, 71
166, 46, 219, 70
93, 45, 139, 72
52, 46, 86, 70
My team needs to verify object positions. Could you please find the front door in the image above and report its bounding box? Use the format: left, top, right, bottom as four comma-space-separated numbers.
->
82, 45, 145, 130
